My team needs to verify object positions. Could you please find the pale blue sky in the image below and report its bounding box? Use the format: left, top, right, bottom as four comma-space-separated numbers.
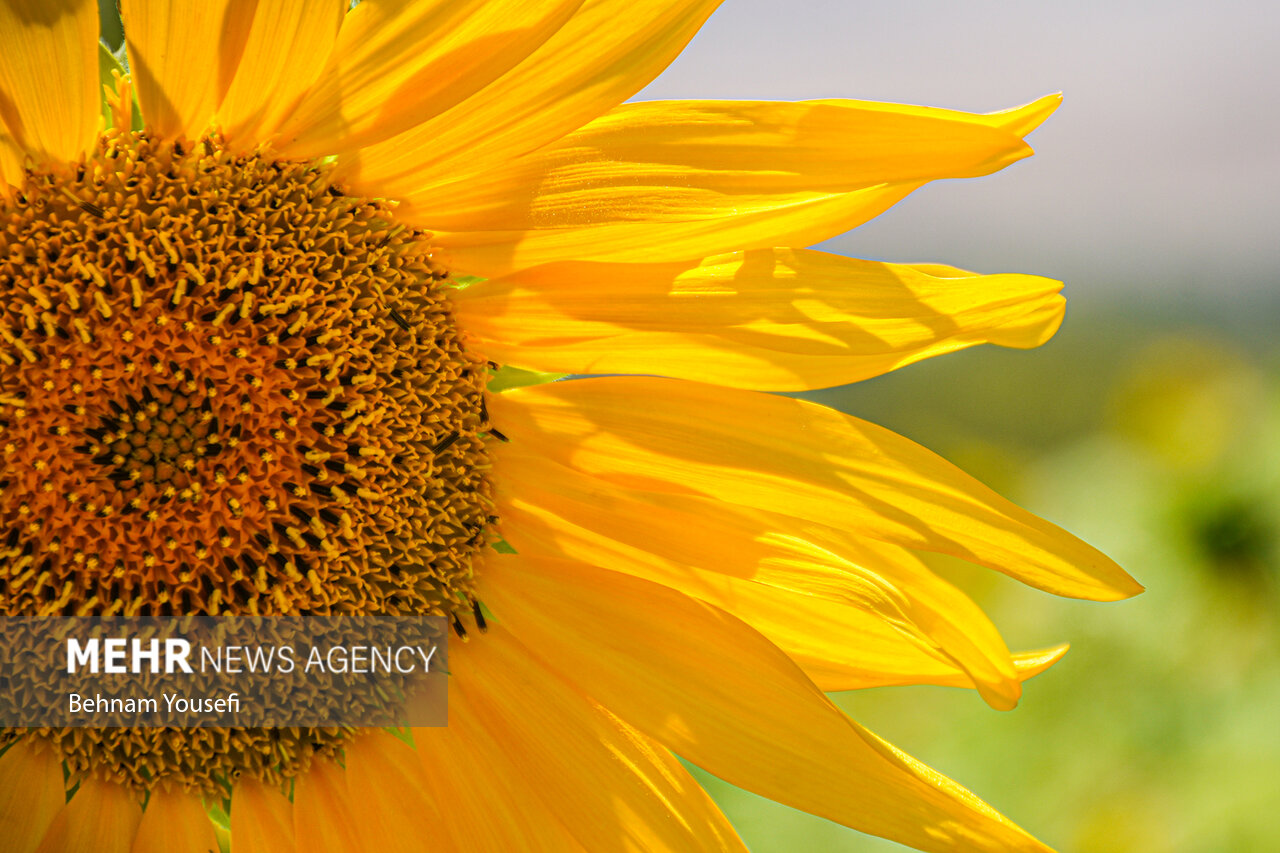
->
640, 0, 1278, 294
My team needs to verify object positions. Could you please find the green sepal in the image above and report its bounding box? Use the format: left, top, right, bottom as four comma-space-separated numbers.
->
205, 800, 231, 853
96, 40, 121, 127
97, 40, 142, 132
487, 365, 566, 393
385, 726, 416, 748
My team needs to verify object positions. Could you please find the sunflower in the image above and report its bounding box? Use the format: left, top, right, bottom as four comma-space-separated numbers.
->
0, 1, 1141, 851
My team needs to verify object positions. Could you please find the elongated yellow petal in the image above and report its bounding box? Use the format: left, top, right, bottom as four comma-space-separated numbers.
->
0, 0, 99, 163
276, 0, 584, 159
342, 0, 723, 200
0, 739, 66, 853
34, 778, 142, 853
229, 777, 294, 853
411, 717, 590, 853
215, 0, 346, 149
807, 641, 1068, 695
452, 625, 750, 853
344, 732, 446, 853
121, 0, 256, 140
292, 759, 364, 853
430, 99, 1039, 229
491, 377, 1142, 600
419, 96, 1057, 276
455, 248, 1064, 391
481, 554, 1054, 852
130, 788, 218, 853
496, 446, 1023, 705
800, 643, 1067, 694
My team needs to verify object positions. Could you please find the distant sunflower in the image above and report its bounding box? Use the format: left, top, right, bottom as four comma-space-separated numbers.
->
0, 1, 1141, 852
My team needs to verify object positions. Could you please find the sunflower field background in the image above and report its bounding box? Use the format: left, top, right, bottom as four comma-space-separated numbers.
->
80, 1, 1279, 851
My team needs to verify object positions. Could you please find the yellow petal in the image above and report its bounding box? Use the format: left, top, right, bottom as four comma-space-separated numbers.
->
481, 554, 1054, 852
35, 777, 142, 853
491, 377, 1142, 600
842, 643, 1069, 693
416, 95, 1057, 276
276, 0, 585, 159
452, 624, 749, 853
496, 447, 1023, 706
130, 788, 218, 853
121, 0, 256, 140
344, 732, 446, 853
978, 92, 1064, 136
0, 0, 99, 163
455, 248, 1064, 391
1011, 644, 1070, 680
0, 119, 24, 192
411, 717, 589, 853
292, 758, 364, 853
215, 0, 347, 149
342, 0, 724, 200
229, 777, 294, 853
0, 739, 66, 853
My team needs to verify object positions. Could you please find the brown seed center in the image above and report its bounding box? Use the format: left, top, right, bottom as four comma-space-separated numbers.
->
0, 126, 495, 792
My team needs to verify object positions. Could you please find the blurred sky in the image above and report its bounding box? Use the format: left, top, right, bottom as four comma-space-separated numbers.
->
639, 0, 1279, 296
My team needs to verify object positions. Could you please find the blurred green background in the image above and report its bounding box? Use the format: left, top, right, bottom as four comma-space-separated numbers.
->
95, 1, 1279, 850
690, 293, 1280, 852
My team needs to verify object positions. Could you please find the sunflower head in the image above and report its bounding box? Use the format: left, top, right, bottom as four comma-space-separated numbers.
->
1, 81, 494, 793
1, 119, 494, 625
0, 3, 1141, 852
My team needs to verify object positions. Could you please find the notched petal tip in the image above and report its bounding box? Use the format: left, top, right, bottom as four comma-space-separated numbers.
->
989, 93, 1064, 138
1012, 643, 1071, 680
980, 644, 1073, 710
